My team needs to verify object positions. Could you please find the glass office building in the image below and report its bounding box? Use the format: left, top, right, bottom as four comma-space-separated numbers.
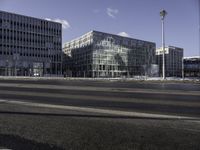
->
63, 30, 156, 78
0, 10, 62, 76
156, 46, 183, 77
184, 56, 200, 78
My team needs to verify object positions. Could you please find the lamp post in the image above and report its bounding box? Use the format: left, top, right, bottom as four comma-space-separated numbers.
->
160, 9, 167, 79
198, 0, 200, 77
182, 57, 184, 79
6, 59, 8, 76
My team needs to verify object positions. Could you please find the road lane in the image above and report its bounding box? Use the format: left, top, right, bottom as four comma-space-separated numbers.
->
0, 79, 200, 117
0, 89, 200, 107
0, 78, 200, 91
1, 99, 199, 120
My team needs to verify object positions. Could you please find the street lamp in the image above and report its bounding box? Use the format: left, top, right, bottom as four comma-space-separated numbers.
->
160, 9, 167, 79
6, 59, 9, 76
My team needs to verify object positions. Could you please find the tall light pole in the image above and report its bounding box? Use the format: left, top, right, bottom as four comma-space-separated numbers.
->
160, 9, 167, 79
198, 0, 200, 77
199, 0, 200, 57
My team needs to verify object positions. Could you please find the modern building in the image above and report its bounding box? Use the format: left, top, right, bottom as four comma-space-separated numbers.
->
184, 56, 200, 78
156, 46, 183, 77
0, 10, 62, 76
63, 30, 157, 78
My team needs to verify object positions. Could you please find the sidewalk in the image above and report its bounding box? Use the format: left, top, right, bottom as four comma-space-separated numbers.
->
0, 76, 199, 83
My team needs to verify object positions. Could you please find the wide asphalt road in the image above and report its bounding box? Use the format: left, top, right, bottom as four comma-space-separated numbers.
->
0, 78, 200, 117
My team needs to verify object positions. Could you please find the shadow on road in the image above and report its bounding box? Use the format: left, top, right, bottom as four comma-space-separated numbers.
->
0, 134, 64, 150
0, 111, 199, 121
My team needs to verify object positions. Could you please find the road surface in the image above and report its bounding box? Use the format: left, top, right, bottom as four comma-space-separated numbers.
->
0, 78, 200, 117
0, 78, 200, 150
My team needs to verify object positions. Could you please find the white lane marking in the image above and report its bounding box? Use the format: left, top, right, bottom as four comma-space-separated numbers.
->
0, 100, 7, 102
0, 99, 198, 120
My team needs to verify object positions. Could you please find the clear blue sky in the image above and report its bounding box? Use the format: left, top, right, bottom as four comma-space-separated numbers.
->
0, 0, 199, 57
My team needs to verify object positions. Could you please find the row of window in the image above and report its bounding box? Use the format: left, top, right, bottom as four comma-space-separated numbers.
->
0, 29, 61, 41
0, 25, 61, 36
0, 44, 61, 50
0, 41, 61, 48
0, 39, 61, 46
0, 51, 61, 60
94, 33, 154, 47
0, 14, 61, 30
65, 42, 153, 52
73, 64, 145, 71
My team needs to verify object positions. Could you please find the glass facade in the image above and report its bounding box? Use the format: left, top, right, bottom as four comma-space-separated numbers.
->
156, 46, 183, 77
184, 57, 200, 78
0, 10, 62, 76
63, 31, 156, 78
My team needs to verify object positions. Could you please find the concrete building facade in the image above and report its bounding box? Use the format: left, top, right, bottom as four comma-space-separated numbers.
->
63, 30, 157, 78
184, 56, 200, 78
0, 10, 62, 76
156, 46, 183, 77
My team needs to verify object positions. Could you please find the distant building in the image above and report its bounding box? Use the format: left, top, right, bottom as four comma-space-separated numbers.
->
0, 10, 62, 76
156, 46, 183, 77
63, 30, 157, 78
184, 56, 200, 78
